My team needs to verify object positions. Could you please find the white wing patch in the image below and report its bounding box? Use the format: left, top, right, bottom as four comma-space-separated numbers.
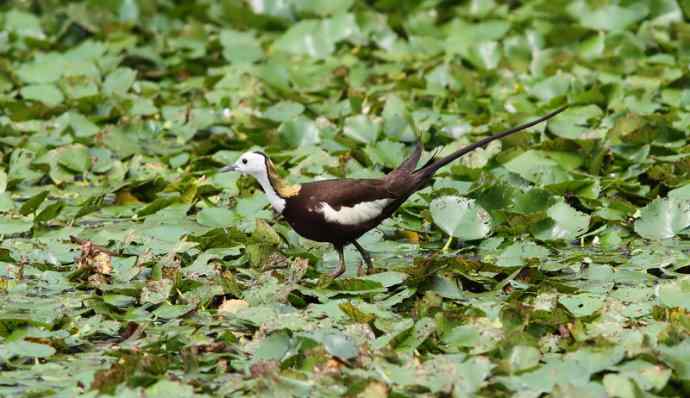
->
319, 199, 393, 225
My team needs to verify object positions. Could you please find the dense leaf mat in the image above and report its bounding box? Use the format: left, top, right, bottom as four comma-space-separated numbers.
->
2, 1, 690, 396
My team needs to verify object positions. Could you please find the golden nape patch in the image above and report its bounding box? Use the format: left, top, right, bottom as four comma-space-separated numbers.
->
266, 159, 301, 198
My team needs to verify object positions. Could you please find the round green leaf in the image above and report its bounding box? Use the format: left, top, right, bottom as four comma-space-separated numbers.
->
279, 116, 321, 148
323, 333, 358, 360
274, 20, 333, 59
3, 340, 56, 358
273, 14, 359, 59
220, 29, 264, 64
430, 196, 492, 240
567, 1, 649, 32
5, 9, 45, 39
343, 115, 380, 144
20, 84, 64, 107
508, 345, 541, 373
559, 293, 605, 317
57, 144, 91, 173
197, 207, 234, 228
496, 241, 550, 267
657, 277, 690, 311
0, 217, 33, 234
669, 184, 690, 201
548, 105, 603, 139
255, 332, 290, 361
262, 101, 305, 122
364, 140, 406, 168
503, 150, 571, 185
146, 380, 195, 398
634, 197, 690, 240
103, 67, 136, 97
103, 294, 136, 308
531, 201, 590, 241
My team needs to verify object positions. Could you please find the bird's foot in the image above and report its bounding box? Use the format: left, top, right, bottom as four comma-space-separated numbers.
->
317, 270, 342, 287
357, 261, 374, 276
329, 266, 345, 278
315, 262, 346, 287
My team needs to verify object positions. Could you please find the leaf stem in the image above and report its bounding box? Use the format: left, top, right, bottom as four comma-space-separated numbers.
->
442, 235, 453, 252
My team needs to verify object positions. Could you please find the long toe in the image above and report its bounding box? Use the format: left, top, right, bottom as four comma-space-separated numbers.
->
366, 262, 375, 275
357, 261, 366, 277
329, 267, 345, 278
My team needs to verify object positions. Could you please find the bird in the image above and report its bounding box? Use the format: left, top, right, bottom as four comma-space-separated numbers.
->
220, 106, 567, 278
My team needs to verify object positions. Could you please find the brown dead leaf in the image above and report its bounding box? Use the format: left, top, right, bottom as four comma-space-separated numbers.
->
88, 273, 108, 286
289, 257, 310, 282
216, 359, 228, 373
72, 237, 115, 284
313, 357, 344, 376
324, 358, 342, 372
93, 252, 112, 275
358, 381, 388, 398
218, 299, 249, 315
250, 360, 279, 378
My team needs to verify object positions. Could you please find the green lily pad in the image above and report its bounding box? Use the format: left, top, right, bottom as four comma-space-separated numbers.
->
430, 196, 492, 241
254, 332, 291, 361
4, 9, 45, 39
657, 277, 690, 311
344, 115, 380, 144
559, 293, 605, 317
20, 84, 64, 107
532, 201, 590, 241
634, 197, 690, 240
567, 1, 649, 32
103, 67, 136, 96
323, 332, 358, 360
279, 116, 321, 148
548, 105, 604, 140
503, 150, 571, 185
364, 140, 406, 168
262, 101, 305, 122
197, 207, 234, 228
146, 380, 195, 398
2, 340, 55, 359
496, 241, 549, 267
0, 217, 33, 234
508, 345, 541, 373
658, 339, 690, 380
57, 144, 91, 173
220, 29, 263, 64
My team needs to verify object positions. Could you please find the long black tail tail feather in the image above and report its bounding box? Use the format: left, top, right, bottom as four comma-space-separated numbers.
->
414, 105, 568, 179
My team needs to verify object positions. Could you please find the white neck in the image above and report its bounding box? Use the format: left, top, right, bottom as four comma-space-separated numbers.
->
254, 170, 286, 213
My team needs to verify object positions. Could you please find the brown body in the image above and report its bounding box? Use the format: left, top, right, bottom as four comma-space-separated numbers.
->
282, 178, 413, 245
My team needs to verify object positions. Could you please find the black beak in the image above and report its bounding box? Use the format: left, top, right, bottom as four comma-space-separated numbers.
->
219, 164, 237, 173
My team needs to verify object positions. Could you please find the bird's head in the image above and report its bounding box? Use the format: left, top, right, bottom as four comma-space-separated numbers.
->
220, 151, 268, 179
220, 151, 301, 199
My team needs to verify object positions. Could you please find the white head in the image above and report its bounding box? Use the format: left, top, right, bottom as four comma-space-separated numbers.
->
221, 151, 269, 178
220, 151, 300, 213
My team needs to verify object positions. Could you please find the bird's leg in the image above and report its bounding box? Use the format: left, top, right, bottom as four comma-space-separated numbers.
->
330, 245, 346, 278
352, 240, 373, 275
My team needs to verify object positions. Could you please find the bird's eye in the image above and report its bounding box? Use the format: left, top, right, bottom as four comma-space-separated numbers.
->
242, 158, 248, 164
